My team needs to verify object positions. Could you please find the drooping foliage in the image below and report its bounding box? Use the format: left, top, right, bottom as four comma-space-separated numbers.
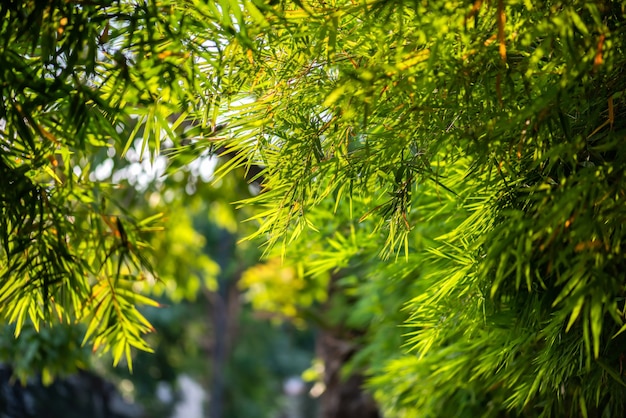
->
0, 0, 233, 369
214, 1, 626, 416
2, 0, 626, 417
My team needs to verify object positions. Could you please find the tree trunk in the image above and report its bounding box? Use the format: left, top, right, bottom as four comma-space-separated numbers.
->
317, 330, 379, 418
208, 227, 237, 418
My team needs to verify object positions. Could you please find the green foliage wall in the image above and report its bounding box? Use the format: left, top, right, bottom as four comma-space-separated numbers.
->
2, 1, 626, 417
216, 1, 626, 416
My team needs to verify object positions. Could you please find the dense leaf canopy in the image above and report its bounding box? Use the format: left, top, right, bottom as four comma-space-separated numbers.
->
2, 0, 626, 416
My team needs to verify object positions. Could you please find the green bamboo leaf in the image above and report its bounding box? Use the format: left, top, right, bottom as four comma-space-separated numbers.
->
245, 0, 269, 27
125, 344, 133, 373
116, 288, 161, 308
552, 269, 586, 306
136, 212, 165, 227
566, 297, 585, 332
590, 294, 603, 358
569, 9, 589, 36
10, 298, 29, 337
323, 85, 347, 107
121, 115, 146, 158
82, 297, 112, 346
27, 303, 41, 333
112, 340, 125, 367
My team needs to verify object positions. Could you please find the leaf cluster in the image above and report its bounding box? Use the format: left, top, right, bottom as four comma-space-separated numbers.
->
0, 0, 234, 370
214, 1, 626, 416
